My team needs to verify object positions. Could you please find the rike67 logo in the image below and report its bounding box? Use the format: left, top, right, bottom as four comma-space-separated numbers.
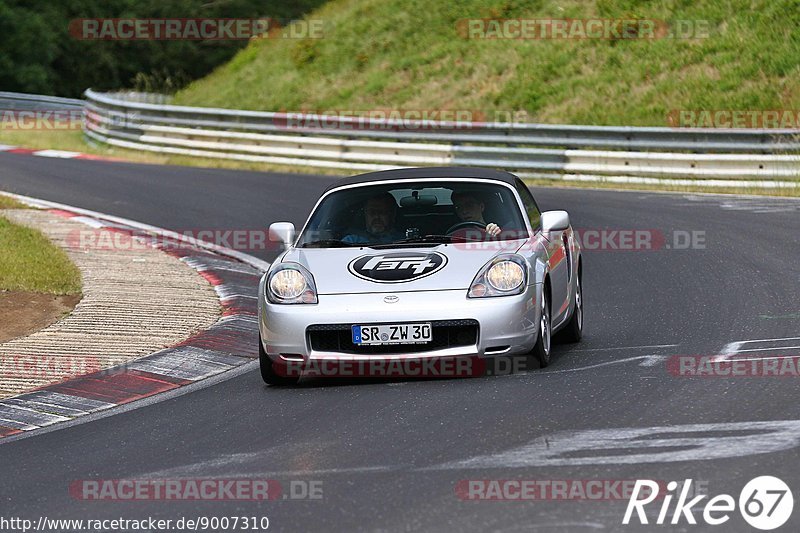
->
623, 476, 793, 530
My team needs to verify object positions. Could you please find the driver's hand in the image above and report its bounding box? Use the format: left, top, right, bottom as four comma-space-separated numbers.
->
485, 223, 501, 237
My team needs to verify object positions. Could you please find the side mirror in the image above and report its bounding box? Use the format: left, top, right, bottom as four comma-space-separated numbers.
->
541, 210, 570, 233
269, 222, 295, 248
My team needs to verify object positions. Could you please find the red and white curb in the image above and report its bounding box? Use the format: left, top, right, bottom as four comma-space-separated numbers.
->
0, 144, 121, 162
0, 193, 269, 438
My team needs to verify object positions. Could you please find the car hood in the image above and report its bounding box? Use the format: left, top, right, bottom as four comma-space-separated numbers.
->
281, 241, 526, 295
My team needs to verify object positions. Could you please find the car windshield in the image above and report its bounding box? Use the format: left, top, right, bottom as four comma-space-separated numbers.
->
296, 181, 529, 248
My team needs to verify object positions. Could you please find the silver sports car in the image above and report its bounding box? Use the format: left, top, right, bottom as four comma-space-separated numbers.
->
258, 167, 582, 384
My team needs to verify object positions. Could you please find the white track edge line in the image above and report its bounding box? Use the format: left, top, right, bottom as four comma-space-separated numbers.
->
0, 191, 271, 273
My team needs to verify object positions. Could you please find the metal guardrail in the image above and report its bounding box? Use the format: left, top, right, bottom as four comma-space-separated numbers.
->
0, 91, 83, 111
78, 89, 798, 183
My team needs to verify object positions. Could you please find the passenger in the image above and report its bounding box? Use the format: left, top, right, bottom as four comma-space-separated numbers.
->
451, 192, 503, 237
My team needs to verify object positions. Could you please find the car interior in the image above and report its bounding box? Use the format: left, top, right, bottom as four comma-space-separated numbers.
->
298, 183, 526, 246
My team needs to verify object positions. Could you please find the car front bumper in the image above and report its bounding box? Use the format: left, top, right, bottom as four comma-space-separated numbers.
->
258, 277, 541, 363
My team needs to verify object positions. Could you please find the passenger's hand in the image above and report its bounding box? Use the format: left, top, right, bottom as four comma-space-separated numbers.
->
485, 223, 501, 237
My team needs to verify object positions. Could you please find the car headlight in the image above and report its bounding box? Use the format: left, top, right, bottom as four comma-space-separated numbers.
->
267, 263, 318, 304
486, 261, 525, 291
468, 254, 527, 298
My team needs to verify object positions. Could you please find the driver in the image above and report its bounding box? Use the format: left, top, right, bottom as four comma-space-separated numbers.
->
451, 192, 502, 237
342, 193, 404, 244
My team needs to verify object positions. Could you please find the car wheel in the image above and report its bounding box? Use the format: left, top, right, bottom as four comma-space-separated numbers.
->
557, 269, 583, 343
259, 335, 299, 386
529, 286, 552, 368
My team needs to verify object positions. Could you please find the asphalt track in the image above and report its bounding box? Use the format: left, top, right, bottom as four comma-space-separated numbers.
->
1, 152, 800, 532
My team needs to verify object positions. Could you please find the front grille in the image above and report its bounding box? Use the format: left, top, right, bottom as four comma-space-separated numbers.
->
307, 320, 479, 354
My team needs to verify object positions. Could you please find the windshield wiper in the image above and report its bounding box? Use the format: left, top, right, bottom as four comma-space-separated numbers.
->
370, 234, 472, 248
299, 239, 360, 248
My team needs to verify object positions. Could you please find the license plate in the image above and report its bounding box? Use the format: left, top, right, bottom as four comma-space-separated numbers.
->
352, 323, 432, 345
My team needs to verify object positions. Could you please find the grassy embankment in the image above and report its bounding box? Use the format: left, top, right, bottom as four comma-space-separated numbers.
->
2, 0, 800, 195
0, 196, 81, 295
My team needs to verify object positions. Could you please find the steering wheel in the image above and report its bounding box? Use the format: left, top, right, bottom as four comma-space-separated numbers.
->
446, 220, 486, 234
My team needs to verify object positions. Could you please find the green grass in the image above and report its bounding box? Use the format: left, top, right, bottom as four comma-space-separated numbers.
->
0, 214, 82, 295
0, 127, 89, 153
0, 196, 27, 209
0, 128, 174, 165
0, 128, 344, 176
174, 0, 800, 126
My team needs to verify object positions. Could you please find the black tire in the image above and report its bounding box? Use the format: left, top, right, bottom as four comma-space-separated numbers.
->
528, 284, 552, 368
557, 268, 583, 343
259, 335, 299, 386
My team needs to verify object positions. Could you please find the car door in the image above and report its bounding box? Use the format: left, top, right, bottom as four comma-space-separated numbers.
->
514, 179, 570, 325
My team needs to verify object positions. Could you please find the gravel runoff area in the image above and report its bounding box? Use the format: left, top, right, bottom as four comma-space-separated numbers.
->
0, 208, 221, 398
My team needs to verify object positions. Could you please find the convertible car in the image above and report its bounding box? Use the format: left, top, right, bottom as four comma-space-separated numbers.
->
258, 167, 582, 384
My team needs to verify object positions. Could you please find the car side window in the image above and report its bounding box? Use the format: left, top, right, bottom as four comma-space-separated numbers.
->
514, 179, 541, 231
